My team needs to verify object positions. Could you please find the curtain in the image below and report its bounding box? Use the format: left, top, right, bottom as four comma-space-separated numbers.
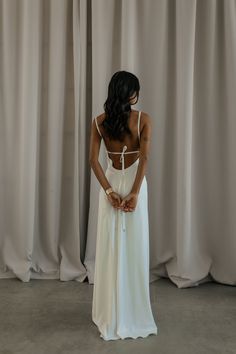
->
0, 0, 88, 282
1, 0, 236, 288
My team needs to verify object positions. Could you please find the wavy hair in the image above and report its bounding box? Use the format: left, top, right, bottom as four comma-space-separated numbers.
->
102, 70, 140, 141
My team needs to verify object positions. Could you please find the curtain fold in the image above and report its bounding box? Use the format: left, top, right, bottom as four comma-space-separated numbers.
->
0, 0, 235, 288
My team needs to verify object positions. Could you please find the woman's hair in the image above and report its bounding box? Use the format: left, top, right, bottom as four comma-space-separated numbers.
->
102, 70, 140, 141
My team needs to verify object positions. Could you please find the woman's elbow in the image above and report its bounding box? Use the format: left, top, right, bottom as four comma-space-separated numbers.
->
89, 157, 98, 166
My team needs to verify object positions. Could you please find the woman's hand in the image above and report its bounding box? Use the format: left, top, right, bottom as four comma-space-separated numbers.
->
107, 192, 122, 209
120, 192, 138, 212
107, 191, 139, 212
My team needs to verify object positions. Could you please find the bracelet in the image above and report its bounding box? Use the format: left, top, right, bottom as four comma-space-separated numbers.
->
105, 187, 113, 195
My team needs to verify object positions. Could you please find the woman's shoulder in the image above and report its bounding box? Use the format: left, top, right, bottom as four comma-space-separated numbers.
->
140, 111, 151, 119
95, 112, 106, 125
140, 111, 152, 131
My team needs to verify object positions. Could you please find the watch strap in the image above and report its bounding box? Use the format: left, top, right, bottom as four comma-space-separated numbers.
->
105, 187, 113, 195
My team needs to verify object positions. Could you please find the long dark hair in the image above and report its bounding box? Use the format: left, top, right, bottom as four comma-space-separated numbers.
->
102, 70, 140, 141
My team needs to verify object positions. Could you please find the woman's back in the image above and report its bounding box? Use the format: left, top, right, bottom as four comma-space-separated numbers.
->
95, 109, 145, 170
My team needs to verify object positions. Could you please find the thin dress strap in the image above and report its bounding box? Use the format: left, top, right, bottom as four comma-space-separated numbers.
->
138, 111, 141, 142
95, 116, 102, 137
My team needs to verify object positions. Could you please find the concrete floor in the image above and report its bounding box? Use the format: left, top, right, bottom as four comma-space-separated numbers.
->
0, 277, 235, 354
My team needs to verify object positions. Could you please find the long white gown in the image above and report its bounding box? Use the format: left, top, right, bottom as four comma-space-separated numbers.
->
92, 142, 158, 340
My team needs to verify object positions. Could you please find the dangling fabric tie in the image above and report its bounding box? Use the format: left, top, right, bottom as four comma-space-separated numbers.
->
119, 145, 127, 175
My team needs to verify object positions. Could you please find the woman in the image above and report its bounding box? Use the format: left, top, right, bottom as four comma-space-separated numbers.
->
89, 70, 158, 340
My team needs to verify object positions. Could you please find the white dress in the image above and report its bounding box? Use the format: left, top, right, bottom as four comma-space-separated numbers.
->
92, 112, 158, 340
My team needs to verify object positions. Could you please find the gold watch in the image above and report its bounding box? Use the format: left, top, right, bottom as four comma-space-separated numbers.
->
105, 187, 113, 195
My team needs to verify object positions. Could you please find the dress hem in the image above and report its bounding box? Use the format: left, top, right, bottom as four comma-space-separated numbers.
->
93, 318, 158, 341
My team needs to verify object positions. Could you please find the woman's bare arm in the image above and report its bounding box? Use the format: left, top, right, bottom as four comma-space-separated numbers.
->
130, 114, 152, 195
89, 118, 112, 192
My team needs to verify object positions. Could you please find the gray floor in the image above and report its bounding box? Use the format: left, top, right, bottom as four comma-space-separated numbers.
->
0, 277, 235, 354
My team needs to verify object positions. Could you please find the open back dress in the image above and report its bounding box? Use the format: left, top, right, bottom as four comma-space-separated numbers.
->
92, 111, 158, 340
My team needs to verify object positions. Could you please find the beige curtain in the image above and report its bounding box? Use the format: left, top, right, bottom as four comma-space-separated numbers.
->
0, 0, 88, 282
1, 0, 236, 288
